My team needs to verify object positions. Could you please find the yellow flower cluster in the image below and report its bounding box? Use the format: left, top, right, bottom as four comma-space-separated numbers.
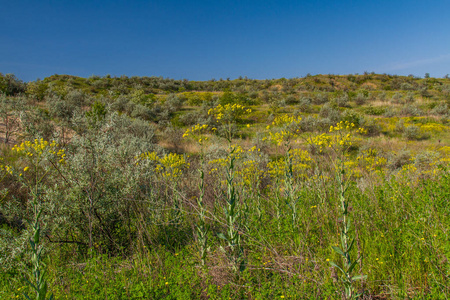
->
182, 124, 212, 144
419, 123, 448, 134
307, 133, 332, 152
0, 158, 13, 175
139, 151, 189, 179
357, 149, 387, 173
397, 163, 419, 186
343, 159, 361, 178
208, 104, 251, 121
12, 138, 66, 164
329, 121, 355, 132
267, 149, 312, 179
330, 121, 367, 135
235, 147, 263, 188
209, 145, 245, 172
183, 124, 209, 138
270, 115, 302, 127
265, 114, 302, 146
308, 121, 366, 153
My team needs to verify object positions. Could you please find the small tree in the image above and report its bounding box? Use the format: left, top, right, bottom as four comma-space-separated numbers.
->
0, 73, 26, 96
0, 94, 24, 143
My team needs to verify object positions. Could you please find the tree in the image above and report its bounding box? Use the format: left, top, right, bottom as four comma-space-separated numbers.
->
0, 94, 24, 143
0, 73, 26, 96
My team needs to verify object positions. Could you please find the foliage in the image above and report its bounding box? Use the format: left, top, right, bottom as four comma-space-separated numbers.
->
2, 72, 450, 299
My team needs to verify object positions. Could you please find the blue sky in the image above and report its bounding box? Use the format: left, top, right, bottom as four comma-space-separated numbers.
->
1, 0, 449, 82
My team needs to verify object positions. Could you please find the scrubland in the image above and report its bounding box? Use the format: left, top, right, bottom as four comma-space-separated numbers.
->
1, 73, 450, 299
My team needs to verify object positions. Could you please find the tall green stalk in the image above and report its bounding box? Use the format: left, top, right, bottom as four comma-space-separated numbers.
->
218, 146, 246, 273
284, 147, 299, 227
196, 155, 209, 266
24, 199, 53, 300
329, 159, 366, 300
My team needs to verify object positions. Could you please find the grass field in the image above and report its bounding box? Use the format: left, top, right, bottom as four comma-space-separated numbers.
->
1, 73, 450, 299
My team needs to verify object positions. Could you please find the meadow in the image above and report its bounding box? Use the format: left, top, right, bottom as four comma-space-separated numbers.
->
1, 72, 450, 299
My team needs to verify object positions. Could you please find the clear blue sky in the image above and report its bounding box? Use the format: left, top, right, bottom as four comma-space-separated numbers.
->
1, 0, 450, 82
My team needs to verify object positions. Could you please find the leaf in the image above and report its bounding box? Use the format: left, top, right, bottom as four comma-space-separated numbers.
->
347, 259, 359, 274
217, 233, 227, 241
347, 238, 355, 252
351, 274, 367, 281
329, 261, 345, 275
331, 245, 345, 257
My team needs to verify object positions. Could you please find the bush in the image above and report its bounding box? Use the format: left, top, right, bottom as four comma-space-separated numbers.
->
354, 92, 367, 105
387, 150, 411, 170
47, 94, 76, 121
299, 115, 318, 132
131, 104, 155, 121
0, 73, 26, 96
400, 105, 423, 117
284, 95, 299, 105
341, 110, 362, 126
360, 117, 381, 136
164, 94, 183, 111
318, 103, 340, 123
312, 93, 329, 105
391, 92, 403, 104
405, 92, 415, 104
403, 125, 427, 140
362, 106, 386, 116
65, 89, 86, 107
111, 95, 131, 112
335, 94, 351, 108
431, 103, 449, 116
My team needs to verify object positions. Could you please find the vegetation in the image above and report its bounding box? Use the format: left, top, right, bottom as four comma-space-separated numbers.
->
1, 71, 450, 299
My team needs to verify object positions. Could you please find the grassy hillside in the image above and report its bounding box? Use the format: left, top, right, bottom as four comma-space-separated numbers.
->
1, 72, 450, 299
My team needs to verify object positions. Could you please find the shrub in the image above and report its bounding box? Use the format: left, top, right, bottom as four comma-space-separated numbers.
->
47, 94, 76, 122
131, 104, 155, 121
391, 92, 403, 104
341, 110, 362, 127
65, 89, 86, 107
111, 95, 131, 112
400, 105, 423, 116
312, 93, 329, 105
362, 106, 386, 116
0, 73, 26, 96
296, 97, 312, 112
284, 95, 299, 105
164, 94, 183, 111
387, 150, 411, 170
319, 103, 340, 123
299, 115, 318, 132
403, 125, 428, 140
400, 82, 415, 90
359, 117, 381, 136
354, 92, 367, 105
335, 94, 351, 108
405, 92, 415, 103
378, 91, 387, 102
431, 103, 449, 116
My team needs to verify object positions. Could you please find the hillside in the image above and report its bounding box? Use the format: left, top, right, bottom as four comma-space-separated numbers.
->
1, 72, 450, 299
